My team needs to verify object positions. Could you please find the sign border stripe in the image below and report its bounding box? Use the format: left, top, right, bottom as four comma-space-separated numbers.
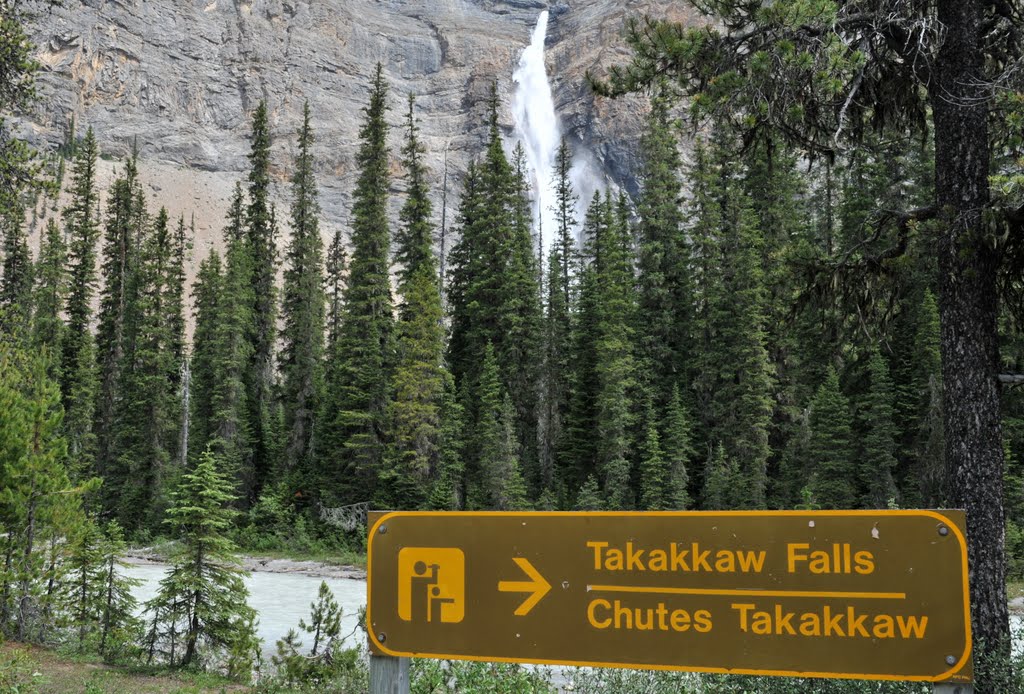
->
366, 509, 972, 683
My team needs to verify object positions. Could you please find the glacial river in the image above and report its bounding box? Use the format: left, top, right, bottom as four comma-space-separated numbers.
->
124, 561, 368, 659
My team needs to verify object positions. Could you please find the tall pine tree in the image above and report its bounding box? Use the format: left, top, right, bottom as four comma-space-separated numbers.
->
807, 367, 857, 509
321, 64, 395, 503
634, 88, 691, 406
112, 208, 181, 530
382, 94, 446, 509
471, 344, 527, 510
244, 100, 279, 500
448, 85, 542, 493
279, 102, 325, 485
60, 128, 101, 474
31, 219, 66, 361
94, 152, 143, 482
693, 136, 773, 508
859, 349, 899, 507
539, 138, 577, 497
0, 204, 32, 327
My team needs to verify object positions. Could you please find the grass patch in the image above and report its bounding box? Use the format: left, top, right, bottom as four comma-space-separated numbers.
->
1009, 580, 1024, 602
0, 643, 245, 693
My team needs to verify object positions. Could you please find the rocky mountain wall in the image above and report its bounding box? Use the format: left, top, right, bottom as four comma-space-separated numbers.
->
21, 0, 690, 263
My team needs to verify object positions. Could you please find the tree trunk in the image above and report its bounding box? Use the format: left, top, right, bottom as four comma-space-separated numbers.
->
100, 555, 114, 654
1, 534, 14, 632
17, 491, 37, 641
182, 590, 200, 667
42, 537, 58, 642
78, 564, 89, 650
931, 0, 1009, 672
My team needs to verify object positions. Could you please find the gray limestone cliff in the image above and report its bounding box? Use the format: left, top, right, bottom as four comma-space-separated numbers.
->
22, 0, 691, 260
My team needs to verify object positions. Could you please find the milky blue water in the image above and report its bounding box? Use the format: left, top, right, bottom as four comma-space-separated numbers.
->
124, 561, 367, 659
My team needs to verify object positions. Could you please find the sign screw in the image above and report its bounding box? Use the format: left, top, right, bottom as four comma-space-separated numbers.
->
379, 525, 387, 534
945, 654, 956, 665
378, 632, 387, 643
938, 525, 949, 537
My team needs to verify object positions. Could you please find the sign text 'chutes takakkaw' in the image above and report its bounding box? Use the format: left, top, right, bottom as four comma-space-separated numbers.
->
366, 510, 971, 683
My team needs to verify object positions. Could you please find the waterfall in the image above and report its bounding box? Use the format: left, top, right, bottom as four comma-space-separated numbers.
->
512, 10, 604, 259
512, 11, 560, 257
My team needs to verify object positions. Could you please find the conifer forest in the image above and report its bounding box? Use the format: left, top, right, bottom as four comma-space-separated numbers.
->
1, 0, 1024, 689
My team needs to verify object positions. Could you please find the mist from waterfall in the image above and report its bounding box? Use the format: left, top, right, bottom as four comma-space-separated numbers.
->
511, 10, 603, 260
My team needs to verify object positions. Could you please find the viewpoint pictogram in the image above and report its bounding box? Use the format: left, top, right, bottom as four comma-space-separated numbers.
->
397, 547, 465, 624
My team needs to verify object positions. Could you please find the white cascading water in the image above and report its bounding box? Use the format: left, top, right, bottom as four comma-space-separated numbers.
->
511, 10, 560, 256
512, 11, 605, 258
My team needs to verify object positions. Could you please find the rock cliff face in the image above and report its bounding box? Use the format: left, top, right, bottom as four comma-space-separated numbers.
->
23, 0, 690, 258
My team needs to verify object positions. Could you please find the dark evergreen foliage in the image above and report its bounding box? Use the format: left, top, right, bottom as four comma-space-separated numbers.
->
143, 449, 256, 673
60, 128, 101, 474
244, 101, 279, 501
0, 204, 31, 327
279, 102, 325, 486
320, 64, 395, 504
382, 94, 447, 509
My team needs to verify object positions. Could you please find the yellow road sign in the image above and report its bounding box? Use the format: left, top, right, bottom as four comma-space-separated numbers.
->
366, 510, 971, 683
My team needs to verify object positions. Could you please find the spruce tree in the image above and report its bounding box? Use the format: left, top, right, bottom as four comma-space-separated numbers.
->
592, 194, 637, 510
60, 128, 100, 473
31, 219, 66, 360
144, 448, 256, 671
321, 64, 395, 503
428, 379, 466, 511
540, 241, 569, 496
694, 136, 773, 508
560, 193, 606, 491
0, 204, 32, 327
213, 186, 256, 497
394, 94, 435, 289
244, 100, 279, 499
859, 349, 899, 507
741, 137, 808, 510
446, 159, 484, 387
552, 137, 578, 309
539, 138, 577, 496
634, 88, 691, 405
166, 215, 189, 370
94, 152, 143, 482
663, 385, 694, 509
807, 367, 857, 509
912, 290, 946, 505
384, 96, 447, 509
64, 519, 104, 651
472, 344, 527, 510
703, 443, 740, 510
639, 398, 670, 511
112, 207, 180, 529
189, 250, 223, 464
447, 86, 541, 493
279, 102, 325, 483
188, 185, 254, 498
575, 474, 603, 511
325, 227, 347, 351
502, 137, 542, 490
96, 521, 141, 660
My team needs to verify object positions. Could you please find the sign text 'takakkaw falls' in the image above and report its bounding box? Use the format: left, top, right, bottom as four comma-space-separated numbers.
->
367, 511, 971, 683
